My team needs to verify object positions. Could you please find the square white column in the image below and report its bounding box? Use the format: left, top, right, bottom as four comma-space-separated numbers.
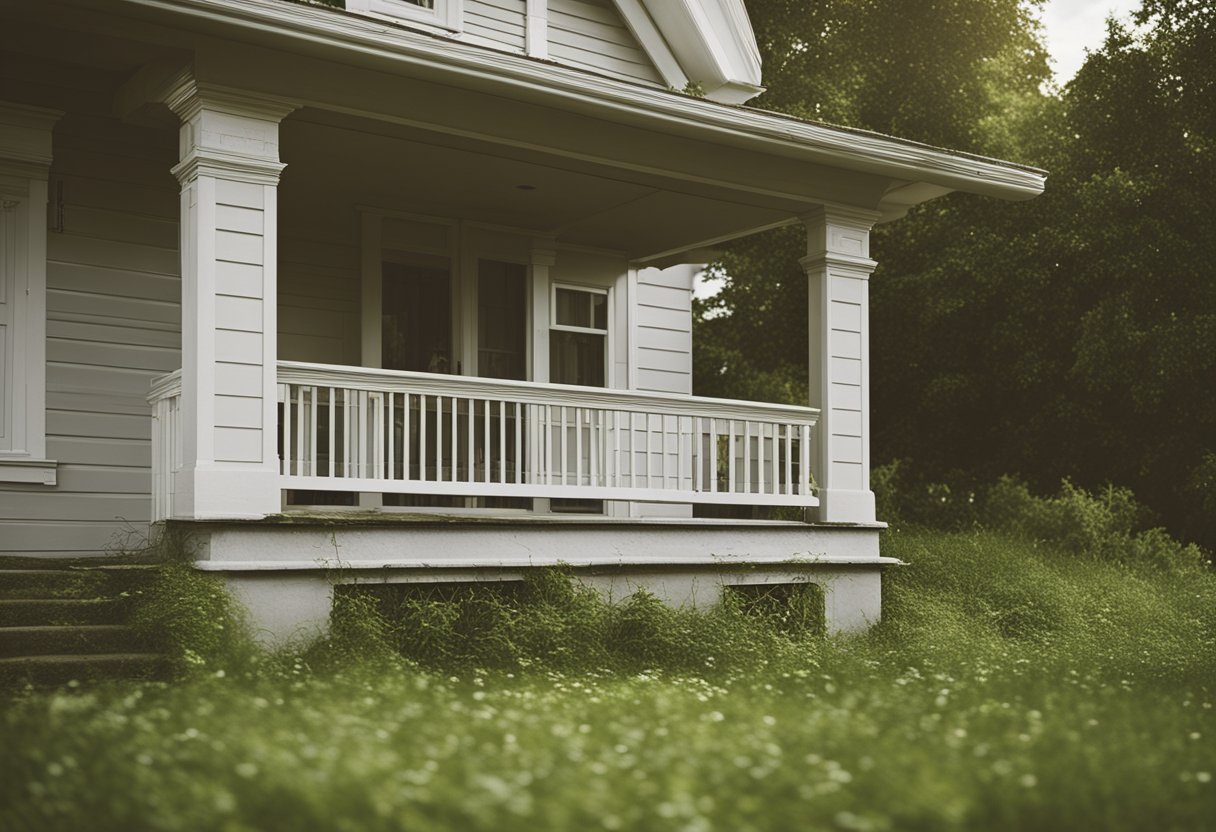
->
164, 76, 296, 519
802, 206, 881, 524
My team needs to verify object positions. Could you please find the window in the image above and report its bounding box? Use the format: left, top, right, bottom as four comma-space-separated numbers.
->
381, 255, 452, 374
0, 103, 57, 485
550, 284, 608, 387
345, 0, 462, 32
477, 259, 527, 381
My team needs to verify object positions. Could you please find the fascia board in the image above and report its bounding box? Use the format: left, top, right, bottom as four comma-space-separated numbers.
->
101, 0, 1047, 201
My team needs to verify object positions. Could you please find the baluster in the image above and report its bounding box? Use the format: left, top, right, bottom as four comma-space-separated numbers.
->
498, 400, 506, 484
343, 387, 352, 478
419, 394, 428, 482
282, 384, 292, 477
402, 393, 411, 482
591, 409, 600, 488
612, 411, 621, 488
560, 405, 568, 487
297, 386, 307, 478
514, 401, 522, 485
758, 423, 767, 495
575, 407, 583, 488
451, 396, 459, 484
800, 424, 810, 497
483, 398, 491, 484
544, 405, 553, 486
742, 420, 751, 494
785, 423, 794, 496
465, 396, 474, 485
308, 386, 318, 477
327, 388, 336, 478
768, 425, 778, 496
709, 417, 717, 493
387, 391, 395, 481
695, 416, 705, 493
435, 395, 444, 482
727, 419, 735, 494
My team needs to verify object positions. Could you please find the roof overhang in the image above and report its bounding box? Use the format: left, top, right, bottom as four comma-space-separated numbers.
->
84, 0, 1043, 211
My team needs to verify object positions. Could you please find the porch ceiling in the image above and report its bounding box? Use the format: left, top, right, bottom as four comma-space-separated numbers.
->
282, 108, 801, 262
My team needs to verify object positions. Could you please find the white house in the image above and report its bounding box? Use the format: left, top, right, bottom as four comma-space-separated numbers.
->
0, 0, 1045, 643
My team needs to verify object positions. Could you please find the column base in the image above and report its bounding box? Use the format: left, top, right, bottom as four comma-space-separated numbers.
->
818, 488, 877, 524
173, 464, 280, 520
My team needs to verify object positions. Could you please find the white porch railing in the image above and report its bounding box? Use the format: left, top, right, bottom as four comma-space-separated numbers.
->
147, 362, 820, 518
277, 361, 818, 507
148, 370, 182, 523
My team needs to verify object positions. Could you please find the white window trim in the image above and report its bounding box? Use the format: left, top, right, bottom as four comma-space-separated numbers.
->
0, 102, 60, 486
549, 281, 612, 387
345, 0, 463, 34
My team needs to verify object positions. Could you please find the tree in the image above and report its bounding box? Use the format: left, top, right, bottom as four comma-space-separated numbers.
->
698, 0, 1215, 547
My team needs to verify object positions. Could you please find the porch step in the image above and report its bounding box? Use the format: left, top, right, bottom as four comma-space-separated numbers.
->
0, 568, 113, 598
0, 653, 168, 689
0, 598, 129, 627
0, 625, 145, 658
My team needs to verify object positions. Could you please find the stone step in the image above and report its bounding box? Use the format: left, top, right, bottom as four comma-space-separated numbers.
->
0, 598, 129, 627
0, 569, 113, 599
0, 653, 168, 689
0, 625, 146, 658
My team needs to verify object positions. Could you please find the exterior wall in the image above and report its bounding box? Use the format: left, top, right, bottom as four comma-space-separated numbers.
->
278, 235, 360, 365
547, 0, 664, 87
633, 264, 693, 396
630, 264, 695, 518
0, 114, 180, 554
465, 0, 528, 53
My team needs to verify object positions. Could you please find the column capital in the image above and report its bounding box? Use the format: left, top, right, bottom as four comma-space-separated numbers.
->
798, 252, 879, 278
0, 101, 63, 177
800, 203, 883, 232
162, 71, 298, 125
529, 240, 557, 267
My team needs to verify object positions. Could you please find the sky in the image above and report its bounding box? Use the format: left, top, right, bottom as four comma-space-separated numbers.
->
1040, 0, 1142, 83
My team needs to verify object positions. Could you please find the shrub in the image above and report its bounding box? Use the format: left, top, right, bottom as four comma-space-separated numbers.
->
128, 560, 253, 675
983, 477, 1208, 572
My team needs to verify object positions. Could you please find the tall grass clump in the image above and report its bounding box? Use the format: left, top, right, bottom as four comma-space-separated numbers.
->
313, 569, 823, 675
127, 536, 255, 676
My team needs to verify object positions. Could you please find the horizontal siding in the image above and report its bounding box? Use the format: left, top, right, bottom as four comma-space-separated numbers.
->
634, 267, 692, 395
278, 238, 360, 366
0, 113, 179, 555
548, 0, 663, 86
466, 0, 527, 52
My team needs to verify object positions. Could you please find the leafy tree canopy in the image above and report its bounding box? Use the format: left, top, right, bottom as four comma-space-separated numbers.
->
697, 0, 1214, 546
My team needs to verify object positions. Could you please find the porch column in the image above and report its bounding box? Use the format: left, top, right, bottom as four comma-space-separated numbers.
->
801, 206, 881, 524
165, 77, 297, 519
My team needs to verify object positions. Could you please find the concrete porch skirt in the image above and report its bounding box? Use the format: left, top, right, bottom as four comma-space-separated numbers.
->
169, 514, 896, 646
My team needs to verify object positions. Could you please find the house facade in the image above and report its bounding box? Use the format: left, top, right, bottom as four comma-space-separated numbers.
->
0, 0, 1044, 642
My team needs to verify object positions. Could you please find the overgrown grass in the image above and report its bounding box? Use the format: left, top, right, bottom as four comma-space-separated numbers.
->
1, 482, 1214, 829
314, 573, 824, 675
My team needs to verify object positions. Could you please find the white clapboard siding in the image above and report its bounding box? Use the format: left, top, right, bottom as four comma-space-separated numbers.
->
631, 265, 695, 516
0, 113, 180, 555
548, 0, 664, 86
466, 0, 527, 52
278, 237, 360, 366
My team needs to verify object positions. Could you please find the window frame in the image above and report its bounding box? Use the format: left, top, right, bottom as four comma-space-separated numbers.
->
345, 0, 463, 33
548, 281, 610, 388
0, 103, 58, 486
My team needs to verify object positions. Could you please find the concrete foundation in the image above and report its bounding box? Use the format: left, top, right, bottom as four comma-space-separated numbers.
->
177, 515, 894, 646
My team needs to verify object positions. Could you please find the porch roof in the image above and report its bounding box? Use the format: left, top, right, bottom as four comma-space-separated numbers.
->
7, 0, 1046, 260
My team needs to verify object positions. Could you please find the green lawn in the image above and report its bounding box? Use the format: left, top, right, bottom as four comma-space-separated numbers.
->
2, 528, 1214, 831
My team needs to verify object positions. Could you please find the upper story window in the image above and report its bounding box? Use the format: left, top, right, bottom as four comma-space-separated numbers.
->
345, 0, 462, 32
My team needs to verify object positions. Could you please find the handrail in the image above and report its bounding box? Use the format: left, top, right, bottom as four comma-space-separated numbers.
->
277, 361, 817, 426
